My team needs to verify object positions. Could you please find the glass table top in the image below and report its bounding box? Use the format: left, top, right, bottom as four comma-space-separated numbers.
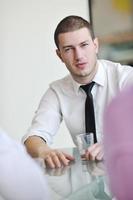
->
38, 148, 115, 200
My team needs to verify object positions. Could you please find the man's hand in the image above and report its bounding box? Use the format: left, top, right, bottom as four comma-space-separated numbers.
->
39, 147, 75, 169
24, 136, 74, 169
82, 143, 104, 161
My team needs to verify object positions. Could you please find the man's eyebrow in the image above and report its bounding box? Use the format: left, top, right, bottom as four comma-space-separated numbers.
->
62, 40, 90, 49
81, 40, 90, 43
62, 45, 73, 49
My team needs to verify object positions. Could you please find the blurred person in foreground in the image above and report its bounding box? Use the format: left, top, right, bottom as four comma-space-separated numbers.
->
0, 128, 50, 200
23, 15, 133, 168
104, 86, 133, 200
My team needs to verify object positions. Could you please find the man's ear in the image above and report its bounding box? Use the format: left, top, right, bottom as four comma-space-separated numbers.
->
93, 37, 99, 54
56, 49, 64, 62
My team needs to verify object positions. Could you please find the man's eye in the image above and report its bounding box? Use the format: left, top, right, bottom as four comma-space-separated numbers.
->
64, 48, 72, 52
65, 48, 70, 52
81, 43, 89, 47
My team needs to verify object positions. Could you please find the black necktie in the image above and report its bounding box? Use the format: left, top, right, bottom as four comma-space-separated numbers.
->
81, 82, 97, 143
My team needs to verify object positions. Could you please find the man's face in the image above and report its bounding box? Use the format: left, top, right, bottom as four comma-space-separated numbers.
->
56, 27, 99, 84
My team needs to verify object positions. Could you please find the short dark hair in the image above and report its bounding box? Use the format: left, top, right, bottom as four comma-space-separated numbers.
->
54, 15, 95, 49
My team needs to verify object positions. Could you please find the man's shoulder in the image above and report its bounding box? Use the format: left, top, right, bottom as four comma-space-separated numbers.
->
49, 74, 76, 96
99, 59, 133, 72
50, 74, 72, 88
99, 59, 120, 68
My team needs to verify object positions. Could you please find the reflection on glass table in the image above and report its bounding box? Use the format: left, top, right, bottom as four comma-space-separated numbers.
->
37, 148, 115, 200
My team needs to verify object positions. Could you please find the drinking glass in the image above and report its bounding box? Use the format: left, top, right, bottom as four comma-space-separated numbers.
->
76, 133, 94, 156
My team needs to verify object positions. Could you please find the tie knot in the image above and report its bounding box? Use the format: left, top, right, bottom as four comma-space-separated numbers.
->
81, 81, 95, 95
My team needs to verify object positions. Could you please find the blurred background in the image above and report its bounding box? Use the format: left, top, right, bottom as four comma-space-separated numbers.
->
0, 0, 132, 148
91, 0, 133, 66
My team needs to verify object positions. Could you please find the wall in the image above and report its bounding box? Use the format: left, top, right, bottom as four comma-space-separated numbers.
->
0, 0, 89, 147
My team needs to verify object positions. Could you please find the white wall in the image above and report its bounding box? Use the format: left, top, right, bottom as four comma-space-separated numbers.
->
0, 0, 89, 147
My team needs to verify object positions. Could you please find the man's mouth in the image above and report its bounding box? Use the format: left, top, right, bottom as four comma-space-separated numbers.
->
76, 62, 87, 69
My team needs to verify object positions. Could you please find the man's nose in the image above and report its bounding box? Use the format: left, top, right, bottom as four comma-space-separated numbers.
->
74, 48, 83, 61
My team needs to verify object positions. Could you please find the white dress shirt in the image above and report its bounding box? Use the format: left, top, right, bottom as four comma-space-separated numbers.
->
23, 59, 133, 146
0, 128, 50, 200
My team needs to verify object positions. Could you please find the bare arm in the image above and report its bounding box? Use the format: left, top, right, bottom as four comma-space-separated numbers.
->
24, 135, 48, 158
24, 135, 74, 168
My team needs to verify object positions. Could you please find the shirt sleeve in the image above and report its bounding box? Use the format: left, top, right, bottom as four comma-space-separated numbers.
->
118, 64, 133, 89
0, 128, 50, 200
22, 87, 63, 145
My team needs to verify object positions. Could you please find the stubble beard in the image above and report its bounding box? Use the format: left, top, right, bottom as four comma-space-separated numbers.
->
72, 62, 98, 83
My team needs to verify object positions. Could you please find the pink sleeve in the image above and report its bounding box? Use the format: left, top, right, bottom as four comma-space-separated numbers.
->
103, 86, 133, 200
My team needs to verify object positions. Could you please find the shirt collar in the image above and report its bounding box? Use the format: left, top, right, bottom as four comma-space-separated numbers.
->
70, 75, 81, 95
93, 60, 105, 87
71, 60, 105, 95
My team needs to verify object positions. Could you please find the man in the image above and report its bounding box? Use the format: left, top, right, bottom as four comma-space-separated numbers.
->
0, 128, 50, 200
23, 15, 133, 168
104, 86, 133, 200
